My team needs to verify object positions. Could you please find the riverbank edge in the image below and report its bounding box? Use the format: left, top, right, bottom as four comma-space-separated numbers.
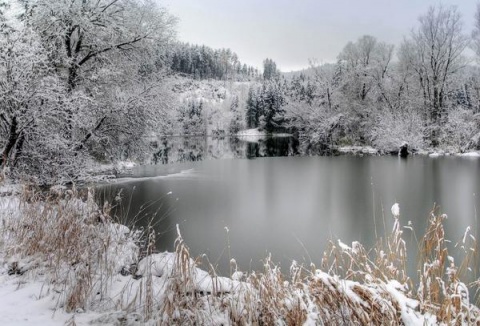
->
332, 145, 480, 157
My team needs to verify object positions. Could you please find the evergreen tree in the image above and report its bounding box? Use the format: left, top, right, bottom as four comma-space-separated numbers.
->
166, 42, 257, 81
179, 100, 205, 135
259, 80, 286, 133
229, 95, 243, 134
263, 58, 280, 80
246, 87, 259, 128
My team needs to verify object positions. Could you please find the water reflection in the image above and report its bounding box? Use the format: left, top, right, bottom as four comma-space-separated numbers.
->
150, 135, 300, 165
98, 137, 480, 282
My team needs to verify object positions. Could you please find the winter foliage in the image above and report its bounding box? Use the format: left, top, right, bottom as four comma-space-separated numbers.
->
2, 1, 480, 183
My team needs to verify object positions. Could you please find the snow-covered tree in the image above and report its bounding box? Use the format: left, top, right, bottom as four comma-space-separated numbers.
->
258, 80, 286, 133
228, 95, 243, 134
246, 86, 260, 128
24, 0, 176, 91
263, 58, 280, 81
399, 5, 469, 126
472, 3, 480, 60
0, 4, 68, 173
337, 35, 394, 103
0, 0, 179, 182
178, 100, 206, 135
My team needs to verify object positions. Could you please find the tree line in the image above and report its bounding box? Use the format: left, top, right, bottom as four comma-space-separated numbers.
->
247, 5, 480, 153
165, 43, 260, 81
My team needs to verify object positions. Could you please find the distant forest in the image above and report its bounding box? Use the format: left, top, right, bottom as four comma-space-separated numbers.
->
165, 43, 260, 80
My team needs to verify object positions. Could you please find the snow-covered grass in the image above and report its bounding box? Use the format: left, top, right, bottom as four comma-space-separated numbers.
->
0, 189, 479, 325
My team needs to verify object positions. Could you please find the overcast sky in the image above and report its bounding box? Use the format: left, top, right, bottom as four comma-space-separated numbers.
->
163, 0, 478, 72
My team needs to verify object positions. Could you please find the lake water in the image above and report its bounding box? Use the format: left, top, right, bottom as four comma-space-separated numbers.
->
98, 136, 480, 277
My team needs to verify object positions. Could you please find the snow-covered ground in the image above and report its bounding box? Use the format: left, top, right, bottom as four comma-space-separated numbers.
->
111, 168, 198, 185
236, 128, 292, 143
85, 160, 138, 175
336, 145, 379, 155
426, 150, 480, 158
0, 274, 96, 326
458, 151, 480, 157
236, 128, 268, 136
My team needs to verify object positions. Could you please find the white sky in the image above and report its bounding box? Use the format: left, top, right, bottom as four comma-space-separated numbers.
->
162, 0, 478, 72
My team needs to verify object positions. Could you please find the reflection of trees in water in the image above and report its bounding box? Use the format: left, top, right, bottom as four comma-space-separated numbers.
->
297, 137, 332, 156
152, 137, 206, 164
150, 136, 305, 164
246, 137, 299, 159
152, 139, 172, 164
246, 142, 260, 159
228, 137, 247, 158
179, 138, 204, 162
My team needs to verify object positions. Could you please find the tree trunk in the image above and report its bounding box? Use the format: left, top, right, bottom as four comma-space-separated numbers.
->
67, 65, 77, 92
12, 132, 25, 167
432, 85, 440, 123
0, 116, 18, 168
361, 82, 367, 100
326, 88, 332, 110
73, 115, 107, 152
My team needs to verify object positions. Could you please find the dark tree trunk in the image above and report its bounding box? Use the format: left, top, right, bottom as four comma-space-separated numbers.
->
0, 116, 18, 168
432, 85, 441, 123
12, 132, 25, 167
67, 65, 77, 92
326, 88, 332, 110
73, 115, 107, 152
361, 82, 367, 100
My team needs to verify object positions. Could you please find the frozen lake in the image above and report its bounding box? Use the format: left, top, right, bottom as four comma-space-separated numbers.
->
98, 137, 480, 276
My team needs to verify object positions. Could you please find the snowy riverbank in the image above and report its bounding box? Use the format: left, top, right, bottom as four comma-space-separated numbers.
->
331, 144, 480, 158
0, 188, 479, 324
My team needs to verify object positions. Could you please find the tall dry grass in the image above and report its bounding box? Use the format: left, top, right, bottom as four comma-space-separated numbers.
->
0, 186, 141, 314
1, 187, 480, 324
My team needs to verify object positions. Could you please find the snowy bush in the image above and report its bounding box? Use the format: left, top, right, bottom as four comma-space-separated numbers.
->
370, 107, 425, 152
439, 108, 478, 150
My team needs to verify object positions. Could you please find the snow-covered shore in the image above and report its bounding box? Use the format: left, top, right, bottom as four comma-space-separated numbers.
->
235, 128, 292, 143
331, 144, 480, 158
1, 190, 479, 325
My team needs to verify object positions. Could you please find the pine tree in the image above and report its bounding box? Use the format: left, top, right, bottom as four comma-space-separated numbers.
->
229, 95, 243, 134
263, 58, 280, 80
246, 87, 259, 128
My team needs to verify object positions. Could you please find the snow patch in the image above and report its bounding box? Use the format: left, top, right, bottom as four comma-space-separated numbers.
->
459, 151, 480, 157
428, 152, 444, 157
116, 161, 137, 170
236, 128, 292, 143
337, 146, 378, 155
237, 128, 267, 136
135, 252, 245, 294
110, 169, 197, 185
